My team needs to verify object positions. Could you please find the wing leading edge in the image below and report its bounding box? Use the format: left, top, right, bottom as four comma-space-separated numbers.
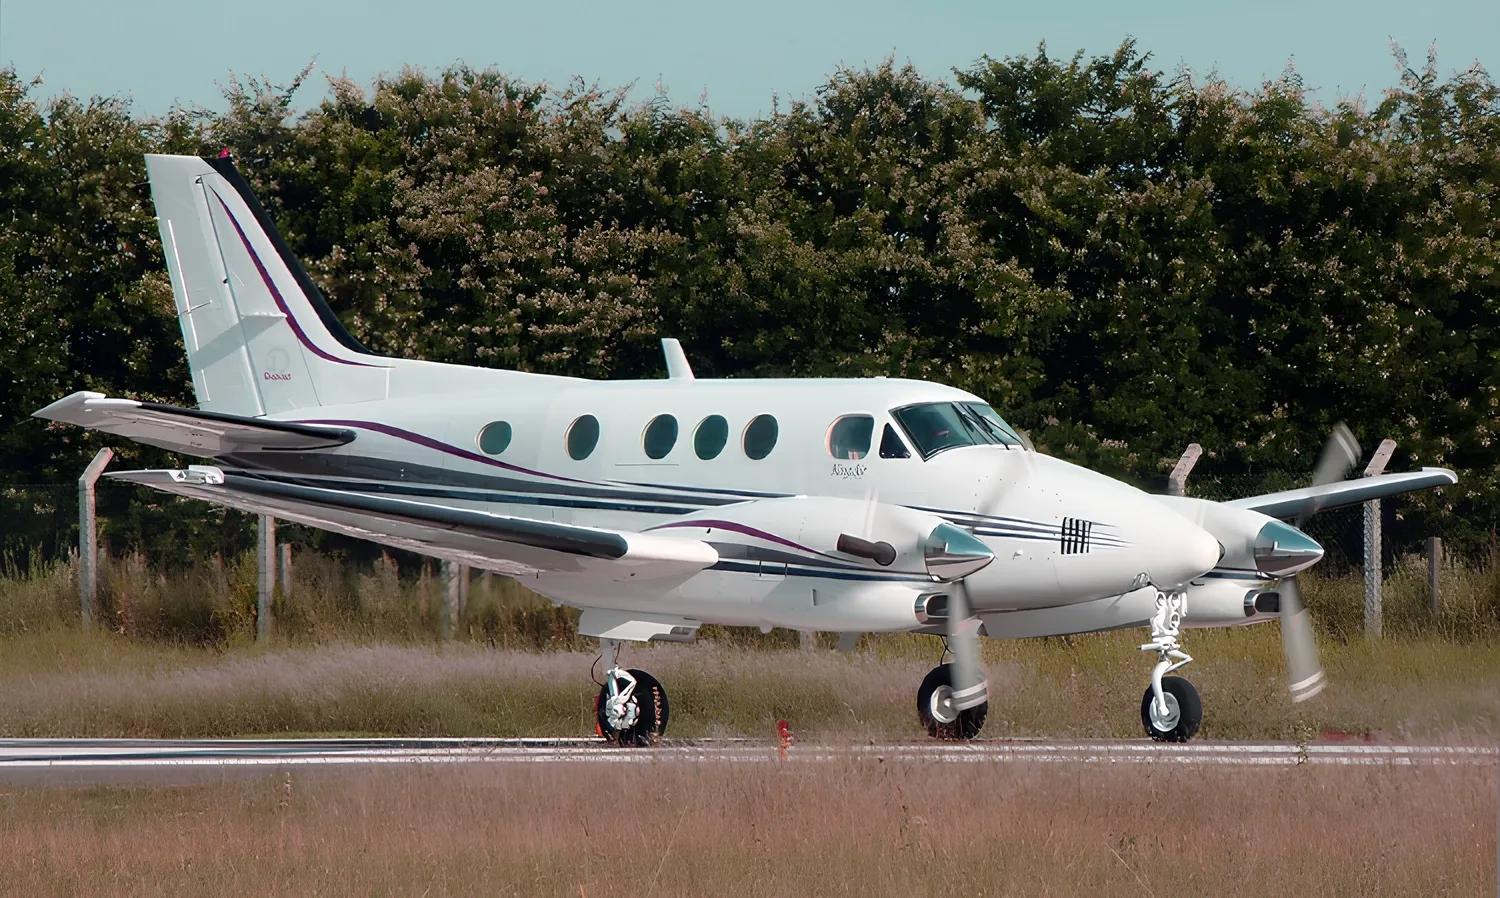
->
112, 467, 718, 580
1224, 467, 1458, 519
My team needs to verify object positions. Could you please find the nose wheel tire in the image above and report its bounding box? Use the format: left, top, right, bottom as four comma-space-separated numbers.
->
596, 668, 669, 746
917, 664, 987, 740
1141, 676, 1202, 742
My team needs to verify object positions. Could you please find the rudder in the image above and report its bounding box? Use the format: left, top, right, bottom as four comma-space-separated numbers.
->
146, 154, 389, 415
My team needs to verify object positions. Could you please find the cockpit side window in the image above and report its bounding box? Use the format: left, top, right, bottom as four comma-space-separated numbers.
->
892, 401, 1021, 459
878, 423, 910, 459
892, 403, 973, 458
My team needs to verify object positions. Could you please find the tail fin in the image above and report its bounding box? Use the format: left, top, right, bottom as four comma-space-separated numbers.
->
146, 154, 390, 415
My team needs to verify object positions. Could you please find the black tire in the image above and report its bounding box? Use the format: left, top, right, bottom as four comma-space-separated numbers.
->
596, 668, 669, 747
1140, 676, 1202, 742
916, 664, 987, 740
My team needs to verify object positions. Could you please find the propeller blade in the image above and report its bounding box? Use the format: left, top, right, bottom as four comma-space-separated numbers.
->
944, 582, 988, 712
1279, 577, 1325, 703
1297, 423, 1361, 528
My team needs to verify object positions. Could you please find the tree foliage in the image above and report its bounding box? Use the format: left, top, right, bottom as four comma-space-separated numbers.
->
1, 42, 1495, 556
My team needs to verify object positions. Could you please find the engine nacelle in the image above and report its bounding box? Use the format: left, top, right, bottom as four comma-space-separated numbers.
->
1155, 495, 1323, 579
662, 496, 972, 580
1182, 579, 1281, 628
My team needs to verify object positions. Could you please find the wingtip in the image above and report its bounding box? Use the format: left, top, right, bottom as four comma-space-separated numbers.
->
1422, 467, 1459, 486
32, 390, 106, 421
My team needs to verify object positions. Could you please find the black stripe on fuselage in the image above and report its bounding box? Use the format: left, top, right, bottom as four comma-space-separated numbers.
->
223, 462, 1093, 550
709, 560, 930, 582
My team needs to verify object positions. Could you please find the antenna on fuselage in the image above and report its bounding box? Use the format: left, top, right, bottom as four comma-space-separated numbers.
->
662, 338, 695, 381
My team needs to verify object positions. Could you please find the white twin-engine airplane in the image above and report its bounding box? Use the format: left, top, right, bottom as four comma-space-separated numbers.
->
38, 154, 1457, 744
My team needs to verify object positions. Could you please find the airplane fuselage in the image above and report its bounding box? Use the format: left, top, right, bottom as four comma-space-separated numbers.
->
221, 371, 1224, 632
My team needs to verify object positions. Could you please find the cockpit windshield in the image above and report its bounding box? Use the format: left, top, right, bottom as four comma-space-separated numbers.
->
891, 402, 1023, 459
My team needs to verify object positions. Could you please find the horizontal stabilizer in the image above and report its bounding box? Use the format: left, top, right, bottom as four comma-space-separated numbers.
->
110, 468, 717, 580
33, 392, 354, 456
1225, 468, 1458, 519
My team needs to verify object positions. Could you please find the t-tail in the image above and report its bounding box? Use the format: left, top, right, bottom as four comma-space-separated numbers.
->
146, 154, 392, 415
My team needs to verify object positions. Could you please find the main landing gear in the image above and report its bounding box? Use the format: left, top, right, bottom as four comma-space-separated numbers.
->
594, 640, 669, 746
1139, 589, 1203, 742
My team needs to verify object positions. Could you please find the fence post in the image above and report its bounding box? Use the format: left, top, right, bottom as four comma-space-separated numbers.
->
441, 561, 462, 641
77, 448, 114, 628
279, 542, 293, 602
1361, 439, 1396, 640
1427, 536, 1442, 616
257, 515, 276, 642
1167, 443, 1202, 497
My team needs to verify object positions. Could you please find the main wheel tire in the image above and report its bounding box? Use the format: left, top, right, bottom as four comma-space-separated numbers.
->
596, 668, 669, 747
1140, 676, 1202, 742
917, 664, 987, 741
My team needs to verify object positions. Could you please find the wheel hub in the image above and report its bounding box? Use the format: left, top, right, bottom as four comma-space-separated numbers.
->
1148, 691, 1181, 732
604, 694, 640, 730
928, 684, 959, 724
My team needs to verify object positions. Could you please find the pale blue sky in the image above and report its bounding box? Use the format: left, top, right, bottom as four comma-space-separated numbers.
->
2, 0, 1496, 119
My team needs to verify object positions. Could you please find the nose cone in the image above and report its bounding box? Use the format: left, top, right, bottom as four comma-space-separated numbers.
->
925, 522, 995, 581
1254, 520, 1324, 578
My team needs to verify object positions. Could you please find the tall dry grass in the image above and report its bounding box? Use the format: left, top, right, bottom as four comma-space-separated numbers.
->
0, 758, 1492, 896
0, 548, 1496, 740
3, 546, 1496, 648
0, 630, 1495, 741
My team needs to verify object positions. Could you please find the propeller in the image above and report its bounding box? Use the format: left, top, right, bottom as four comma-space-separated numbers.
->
1272, 423, 1360, 703
925, 523, 996, 715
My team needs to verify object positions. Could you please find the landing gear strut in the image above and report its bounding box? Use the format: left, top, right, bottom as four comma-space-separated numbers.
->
1139, 589, 1202, 741
594, 640, 669, 746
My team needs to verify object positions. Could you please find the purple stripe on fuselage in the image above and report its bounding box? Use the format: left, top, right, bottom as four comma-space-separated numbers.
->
646, 519, 839, 561
293, 419, 594, 485
208, 189, 384, 369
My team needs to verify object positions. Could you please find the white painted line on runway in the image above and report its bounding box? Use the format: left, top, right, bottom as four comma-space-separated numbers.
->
0, 738, 1494, 773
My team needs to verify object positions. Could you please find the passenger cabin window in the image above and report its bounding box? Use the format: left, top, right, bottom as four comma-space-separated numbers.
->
891, 402, 1022, 460
643, 414, 678, 459
743, 414, 778, 460
694, 415, 728, 460
879, 423, 910, 459
477, 421, 512, 455
827, 415, 874, 460
567, 415, 601, 460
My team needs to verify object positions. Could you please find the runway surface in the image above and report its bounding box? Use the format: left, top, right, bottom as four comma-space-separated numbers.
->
1, 737, 1494, 785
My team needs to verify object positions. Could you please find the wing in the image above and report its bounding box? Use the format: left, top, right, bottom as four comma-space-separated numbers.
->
34, 392, 354, 455
1223, 467, 1457, 519
112, 467, 717, 581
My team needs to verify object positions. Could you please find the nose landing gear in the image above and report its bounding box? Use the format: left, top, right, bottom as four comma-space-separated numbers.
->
1139, 589, 1202, 742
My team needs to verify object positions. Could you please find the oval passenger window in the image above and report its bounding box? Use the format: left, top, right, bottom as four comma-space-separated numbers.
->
477, 421, 512, 455
567, 415, 601, 460
743, 414, 778, 460
694, 415, 729, 460
643, 414, 679, 459
826, 415, 874, 460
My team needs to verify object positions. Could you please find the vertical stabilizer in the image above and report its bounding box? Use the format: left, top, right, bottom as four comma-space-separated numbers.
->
146, 154, 390, 415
